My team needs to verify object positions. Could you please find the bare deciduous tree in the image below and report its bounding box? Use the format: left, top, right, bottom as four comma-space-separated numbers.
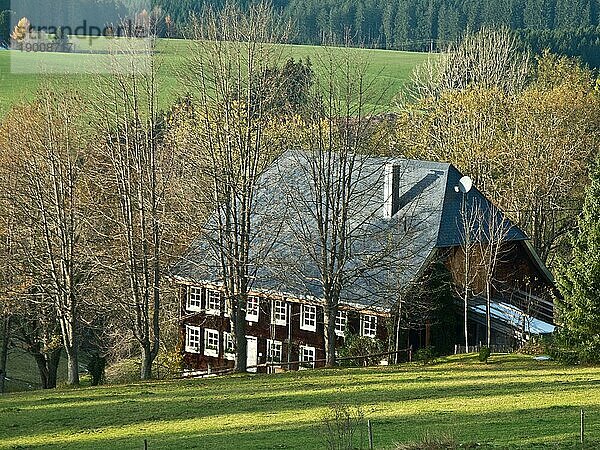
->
455, 194, 514, 349
0, 314, 9, 393
91, 11, 178, 379
12, 298, 63, 389
455, 194, 480, 350
0, 135, 17, 393
405, 26, 531, 102
172, 2, 292, 372
396, 50, 599, 268
272, 43, 406, 366
477, 206, 513, 347
0, 91, 91, 386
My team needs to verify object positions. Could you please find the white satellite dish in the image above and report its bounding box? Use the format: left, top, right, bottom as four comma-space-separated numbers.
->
455, 176, 473, 194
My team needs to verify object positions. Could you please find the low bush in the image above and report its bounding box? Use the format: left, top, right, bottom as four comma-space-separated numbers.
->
338, 333, 385, 367
105, 358, 140, 385
321, 403, 366, 450
517, 339, 547, 355
414, 346, 436, 365
154, 346, 184, 379
542, 333, 600, 365
548, 347, 580, 365
87, 354, 107, 386
478, 346, 491, 363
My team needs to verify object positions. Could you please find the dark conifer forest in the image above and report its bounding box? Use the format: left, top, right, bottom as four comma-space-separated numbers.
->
155, 0, 600, 67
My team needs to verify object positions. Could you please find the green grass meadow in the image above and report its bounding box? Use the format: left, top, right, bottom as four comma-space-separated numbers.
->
0, 39, 429, 117
1, 354, 599, 449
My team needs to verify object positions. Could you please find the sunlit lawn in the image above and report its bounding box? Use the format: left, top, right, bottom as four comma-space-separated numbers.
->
0, 39, 429, 118
1, 354, 599, 449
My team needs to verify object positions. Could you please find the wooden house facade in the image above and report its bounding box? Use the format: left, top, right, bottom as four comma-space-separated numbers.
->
178, 282, 389, 373
171, 151, 556, 374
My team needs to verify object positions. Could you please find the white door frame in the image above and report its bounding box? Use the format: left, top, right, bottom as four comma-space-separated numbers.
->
246, 335, 258, 373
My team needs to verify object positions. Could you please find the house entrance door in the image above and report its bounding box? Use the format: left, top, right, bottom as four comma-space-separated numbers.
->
246, 336, 257, 373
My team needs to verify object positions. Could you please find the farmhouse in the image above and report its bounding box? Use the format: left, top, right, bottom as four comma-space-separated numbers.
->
170, 151, 555, 374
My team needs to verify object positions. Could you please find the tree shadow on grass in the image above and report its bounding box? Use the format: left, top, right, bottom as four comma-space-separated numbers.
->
2, 404, 599, 450
2, 383, 600, 447
2, 359, 600, 448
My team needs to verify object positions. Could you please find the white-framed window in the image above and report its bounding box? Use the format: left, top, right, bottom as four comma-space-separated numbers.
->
185, 325, 202, 353
300, 304, 317, 332
223, 331, 235, 360
335, 310, 348, 337
204, 328, 219, 357
300, 345, 316, 368
272, 300, 287, 326
187, 286, 203, 312
206, 289, 221, 315
361, 314, 377, 338
267, 339, 283, 363
246, 296, 260, 322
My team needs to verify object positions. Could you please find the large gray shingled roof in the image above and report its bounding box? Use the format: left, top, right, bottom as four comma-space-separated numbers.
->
170, 150, 527, 310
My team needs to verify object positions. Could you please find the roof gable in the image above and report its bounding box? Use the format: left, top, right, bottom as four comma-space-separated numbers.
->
436, 165, 527, 247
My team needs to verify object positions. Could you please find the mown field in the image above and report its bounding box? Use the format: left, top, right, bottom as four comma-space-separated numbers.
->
1, 354, 599, 449
0, 39, 429, 117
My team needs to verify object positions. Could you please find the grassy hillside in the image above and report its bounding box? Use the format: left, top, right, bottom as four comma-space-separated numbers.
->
0, 39, 429, 117
1, 354, 599, 449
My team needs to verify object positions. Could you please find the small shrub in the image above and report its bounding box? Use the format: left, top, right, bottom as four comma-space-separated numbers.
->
321, 403, 366, 450
543, 332, 600, 365
576, 334, 600, 364
105, 358, 140, 384
548, 347, 580, 365
478, 346, 491, 363
154, 346, 184, 379
87, 354, 107, 386
414, 346, 436, 365
338, 333, 384, 367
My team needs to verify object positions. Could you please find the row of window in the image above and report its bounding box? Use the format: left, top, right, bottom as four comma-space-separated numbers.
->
266, 339, 316, 367
185, 326, 236, 360
185, 325, 317, 367
188, 287, 222, 314
186, 287, 378, 338
187, 321, 376, 362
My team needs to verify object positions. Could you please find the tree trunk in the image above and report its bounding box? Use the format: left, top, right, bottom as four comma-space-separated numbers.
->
60, 308, 80, 386
59, 313, 80, 386
32, 347, 61, 389
464, 288, 469, 350
323, 307, 337, 367
140, 343, 153, 380
394, 301, 403, 364
486, 283, 492, 347
33, 354, 50, 389
47, 347, 61, 389
0, 315, 10, 394
234, 300, 247, 373
65, 347, 79, 386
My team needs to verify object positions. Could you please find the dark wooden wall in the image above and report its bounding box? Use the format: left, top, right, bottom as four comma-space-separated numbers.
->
444, 241, 553, 302
179, 284, 389, 373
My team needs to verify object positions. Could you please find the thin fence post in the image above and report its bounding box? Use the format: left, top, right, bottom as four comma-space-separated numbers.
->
144, 439, 148, 450
408, 345, 412, 362
367, 419, 373, 450
581, 408, 585, 444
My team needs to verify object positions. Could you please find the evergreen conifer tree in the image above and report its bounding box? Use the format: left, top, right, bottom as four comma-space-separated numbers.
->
556, 159, 600, 362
